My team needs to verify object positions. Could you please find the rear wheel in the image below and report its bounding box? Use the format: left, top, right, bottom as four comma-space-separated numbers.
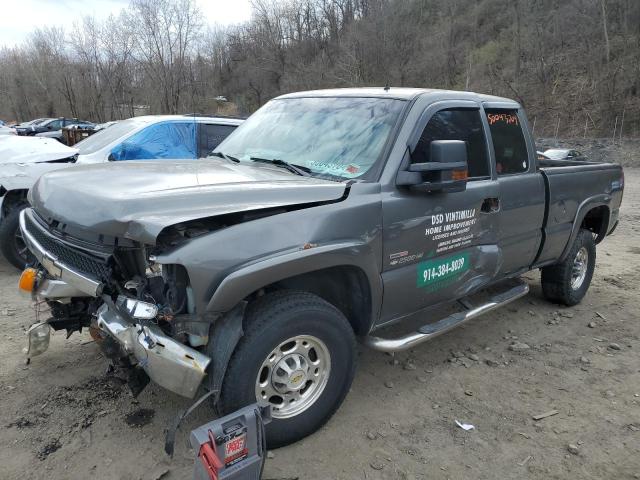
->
0, 204, 34, 270
541, 228, 596, 306
219, 291, 356, 448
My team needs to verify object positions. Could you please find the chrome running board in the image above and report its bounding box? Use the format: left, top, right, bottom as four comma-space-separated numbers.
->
364, 280, 529, 352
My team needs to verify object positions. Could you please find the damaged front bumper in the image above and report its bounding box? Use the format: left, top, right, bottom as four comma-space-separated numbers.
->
19, 207, 211, 399
96, 302, 211, 399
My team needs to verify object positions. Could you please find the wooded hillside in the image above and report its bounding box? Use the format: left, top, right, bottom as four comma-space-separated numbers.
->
1, 0, 638, 137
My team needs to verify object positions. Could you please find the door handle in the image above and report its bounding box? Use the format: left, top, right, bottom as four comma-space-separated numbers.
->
481, 197, 500, 213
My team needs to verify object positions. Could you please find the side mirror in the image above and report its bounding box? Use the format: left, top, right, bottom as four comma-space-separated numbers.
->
397, 140, 468, 193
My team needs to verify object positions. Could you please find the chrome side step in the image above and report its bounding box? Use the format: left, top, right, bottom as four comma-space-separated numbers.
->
364, 280, 529, 352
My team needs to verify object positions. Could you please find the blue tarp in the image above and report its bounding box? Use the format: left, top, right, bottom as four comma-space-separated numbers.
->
110, 121, 196, 160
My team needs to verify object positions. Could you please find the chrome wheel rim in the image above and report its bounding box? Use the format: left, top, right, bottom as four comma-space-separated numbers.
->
255, 335, 331, 419
571, 247, 588, 290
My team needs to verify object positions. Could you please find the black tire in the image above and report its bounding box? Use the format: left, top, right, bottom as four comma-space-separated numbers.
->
541, 228, 596, 306
218, 291, 357, 448
0, 204, 34, 270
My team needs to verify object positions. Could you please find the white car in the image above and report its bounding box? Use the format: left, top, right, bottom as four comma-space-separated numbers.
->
0, 125, 17, 135
0, 115, 243, 269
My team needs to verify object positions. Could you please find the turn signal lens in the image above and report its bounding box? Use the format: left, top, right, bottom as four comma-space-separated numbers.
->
452, 169, 468, 181
19, 268, 38, 293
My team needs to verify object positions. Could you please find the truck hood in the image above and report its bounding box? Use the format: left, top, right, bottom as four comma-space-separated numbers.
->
0, 135, 78, 164
30, 159, 347, 244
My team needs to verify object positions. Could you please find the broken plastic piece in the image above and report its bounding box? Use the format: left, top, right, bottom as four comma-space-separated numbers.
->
455, 420, 475, 431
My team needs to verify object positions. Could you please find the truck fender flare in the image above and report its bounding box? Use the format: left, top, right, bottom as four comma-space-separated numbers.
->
205, 241, 382, 319
206, 302, 246, 410
558, 194, 610, 263
0, 188, 29, 220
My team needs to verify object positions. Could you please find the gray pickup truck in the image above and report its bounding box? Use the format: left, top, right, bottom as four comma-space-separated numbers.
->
19, 88, 623, 448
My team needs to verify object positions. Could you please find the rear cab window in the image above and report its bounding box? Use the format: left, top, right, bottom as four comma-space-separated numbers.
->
485, 109, 528, 175
198, 123, 237, 157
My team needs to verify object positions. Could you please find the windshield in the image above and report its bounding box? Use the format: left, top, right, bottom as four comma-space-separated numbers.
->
75, 118, 150, 155
214, 96, 406, 179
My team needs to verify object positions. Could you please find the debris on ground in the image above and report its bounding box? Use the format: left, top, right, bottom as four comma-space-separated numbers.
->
532, 410, 559, 421
509, 342, 531, 352
455, 420, 475, 431
518, 455, 533, 466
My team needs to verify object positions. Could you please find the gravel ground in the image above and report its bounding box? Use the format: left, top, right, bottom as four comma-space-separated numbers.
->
0, 167, 638, 480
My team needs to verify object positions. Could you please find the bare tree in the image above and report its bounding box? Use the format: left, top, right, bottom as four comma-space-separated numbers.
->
0, 0, 638, 137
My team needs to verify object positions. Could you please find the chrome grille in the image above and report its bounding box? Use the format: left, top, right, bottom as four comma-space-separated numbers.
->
24, 214, 111, 281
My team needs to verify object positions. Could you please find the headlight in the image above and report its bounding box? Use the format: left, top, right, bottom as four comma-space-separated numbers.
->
116, 295, 158, 320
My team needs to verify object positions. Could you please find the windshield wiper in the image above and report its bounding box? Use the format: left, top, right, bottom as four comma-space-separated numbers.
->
209, 151, 240, 163
250, 157, 311, 177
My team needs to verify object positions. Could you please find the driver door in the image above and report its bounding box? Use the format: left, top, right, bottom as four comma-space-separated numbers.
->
379, 103, 501, 324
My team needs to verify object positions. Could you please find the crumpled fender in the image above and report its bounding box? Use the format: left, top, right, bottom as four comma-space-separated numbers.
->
205, 240, 382, 315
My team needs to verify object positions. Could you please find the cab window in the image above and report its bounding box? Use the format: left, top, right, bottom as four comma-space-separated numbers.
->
413, 109, 490, 179
485, 109, 528, 175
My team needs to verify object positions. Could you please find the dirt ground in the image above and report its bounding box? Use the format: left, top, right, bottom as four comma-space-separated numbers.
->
1, 168, 639, 480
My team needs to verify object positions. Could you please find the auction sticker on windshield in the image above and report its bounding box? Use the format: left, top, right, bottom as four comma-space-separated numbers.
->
417, 251, 469, 289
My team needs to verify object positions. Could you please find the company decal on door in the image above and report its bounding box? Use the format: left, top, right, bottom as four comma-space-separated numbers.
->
425, 209, 477, 254
417, 251, 470, 291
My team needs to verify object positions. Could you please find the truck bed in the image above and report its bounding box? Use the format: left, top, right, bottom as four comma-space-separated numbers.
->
535, 161, 623, 266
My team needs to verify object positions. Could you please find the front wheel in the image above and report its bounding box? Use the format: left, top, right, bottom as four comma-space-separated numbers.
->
0, 204, 34, 270
541, 228, 596, 306
218, 291, 356, 448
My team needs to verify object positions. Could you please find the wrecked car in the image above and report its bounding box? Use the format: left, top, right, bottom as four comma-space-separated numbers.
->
35, 121, 97, 144
15, 117, 93, 136
19, 88, 623, 448
543, 148, 586, 161
0, 125, 17, 136
0, 115, 242, 269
